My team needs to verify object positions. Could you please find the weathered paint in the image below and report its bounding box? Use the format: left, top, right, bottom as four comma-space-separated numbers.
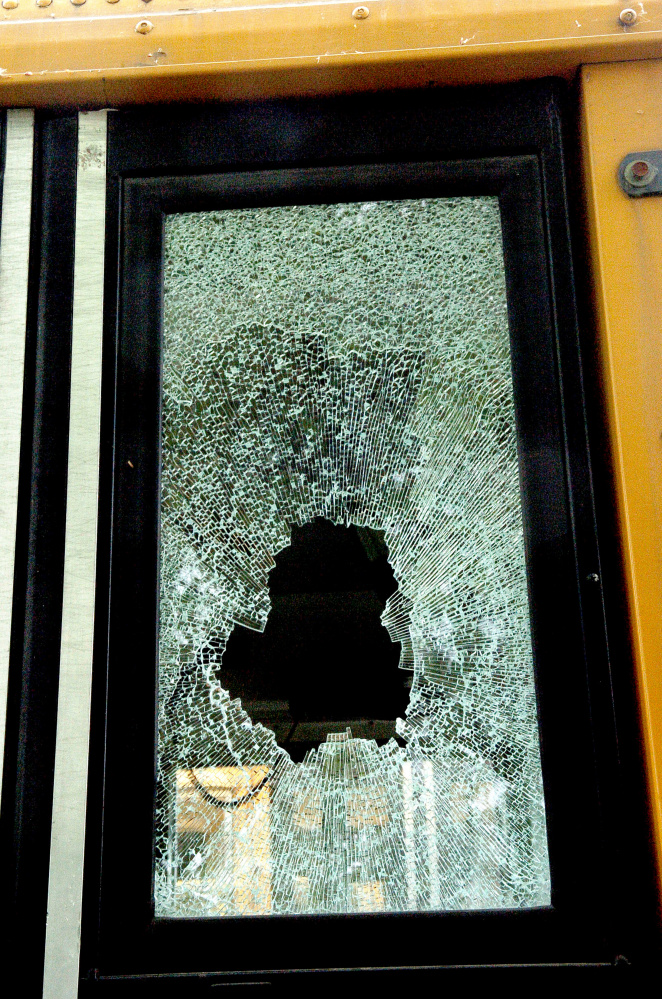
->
0, 0, 660, 106
580, 57, 662, 898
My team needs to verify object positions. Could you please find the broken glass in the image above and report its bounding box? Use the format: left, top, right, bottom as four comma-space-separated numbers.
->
155, 196, 551, 917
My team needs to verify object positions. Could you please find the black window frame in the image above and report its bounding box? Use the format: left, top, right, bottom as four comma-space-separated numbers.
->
75, 81, 657, 988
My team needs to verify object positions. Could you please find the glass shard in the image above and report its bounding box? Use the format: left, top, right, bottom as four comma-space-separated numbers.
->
156, 196, 551, 917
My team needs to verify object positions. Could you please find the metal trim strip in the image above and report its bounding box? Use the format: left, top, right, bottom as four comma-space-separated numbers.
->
0, 0, 661, 106
43, 109, 107, 999
0, 107, 34, 808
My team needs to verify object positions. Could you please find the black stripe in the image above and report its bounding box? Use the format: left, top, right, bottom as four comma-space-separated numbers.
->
0, 112, 78, 999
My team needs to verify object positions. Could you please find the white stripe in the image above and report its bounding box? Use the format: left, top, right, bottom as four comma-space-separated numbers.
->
43, 110, 107, 999
0, 108, 34, 808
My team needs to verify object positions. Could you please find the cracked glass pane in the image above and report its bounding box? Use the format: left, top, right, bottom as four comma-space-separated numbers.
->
155, 196, 551, 917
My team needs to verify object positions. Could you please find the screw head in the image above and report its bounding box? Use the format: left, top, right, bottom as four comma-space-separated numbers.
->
36, 0, 53, 7
352, 6, 369, 18
631, 160, 649, 178
1, 1, 19, 8
70, 0, 87, 6
619, 7, 637, 24
135, 18, 153, 33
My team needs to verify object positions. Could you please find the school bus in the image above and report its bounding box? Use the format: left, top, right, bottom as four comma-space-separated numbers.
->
1, 2, 661, 993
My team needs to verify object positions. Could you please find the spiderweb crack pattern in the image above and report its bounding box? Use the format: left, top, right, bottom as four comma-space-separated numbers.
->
155, 197, 551, 916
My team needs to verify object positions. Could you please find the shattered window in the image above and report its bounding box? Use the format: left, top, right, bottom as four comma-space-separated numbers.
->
155, 196, 551, 918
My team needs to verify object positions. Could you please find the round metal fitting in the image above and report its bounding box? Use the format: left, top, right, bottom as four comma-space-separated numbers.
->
619, 7, 637, 24
632, 160, 650, 178
2, 1, 19, 9
135, 18, 153, 33
624, 158, 658, 187
106, 0, 120, 4
352, 6, 369, 18
70, 0, 87, 6
36, 0, 53, 7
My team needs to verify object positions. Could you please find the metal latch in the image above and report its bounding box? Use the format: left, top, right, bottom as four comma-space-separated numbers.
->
618, 151, 662, 197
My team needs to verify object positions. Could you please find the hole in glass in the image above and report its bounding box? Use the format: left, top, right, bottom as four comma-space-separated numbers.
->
220, 518, 407, 761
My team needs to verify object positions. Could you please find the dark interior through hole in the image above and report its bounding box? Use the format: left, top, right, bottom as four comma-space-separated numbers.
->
220, 518, 409, 762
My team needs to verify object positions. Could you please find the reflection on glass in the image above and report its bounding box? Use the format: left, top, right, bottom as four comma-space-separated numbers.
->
155, 197, 551, 917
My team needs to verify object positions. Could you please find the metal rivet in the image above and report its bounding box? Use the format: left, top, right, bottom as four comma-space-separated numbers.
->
36, 0, 53, 6
2, 1, 19, 9
135, 18, 153, 32
619, 7, 637, 24
106, 0, 120, 4
624, 158, 657, 187
352, 6, 369, 18
70, 0, 87, 5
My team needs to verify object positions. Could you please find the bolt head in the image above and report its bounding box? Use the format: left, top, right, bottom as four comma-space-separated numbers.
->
352, 6, 369, 18
619, 7, 637, 24
2, 0, 19, 8
624, 158, 657, 188
36, 0, 53, 7
135, 18, 153, 33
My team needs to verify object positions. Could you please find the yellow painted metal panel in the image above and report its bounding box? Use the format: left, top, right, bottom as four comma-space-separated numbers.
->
0, 0, 661, 105
580, 58, 662, 898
